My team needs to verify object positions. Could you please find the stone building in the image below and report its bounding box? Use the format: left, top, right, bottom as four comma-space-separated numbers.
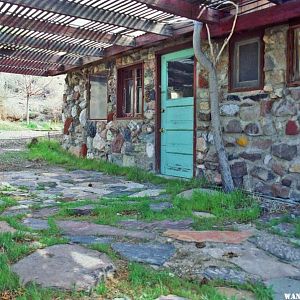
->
0, 0, 300, 201
61, 19, 300, 202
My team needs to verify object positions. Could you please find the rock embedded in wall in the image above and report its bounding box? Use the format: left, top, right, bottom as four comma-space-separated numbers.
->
225, 119, 242, 133
272, 98, 297, 117
111, 134, 124, 153
240, 105, 260, 122
93, 134, 106, 151
244, 123, 261, 136
64, 117, 73, 135
271, 144, 297, 161
285, 120, 299, 135
71, 106, 78, 118
220, 104, 239, 116
79, 108, 87, 126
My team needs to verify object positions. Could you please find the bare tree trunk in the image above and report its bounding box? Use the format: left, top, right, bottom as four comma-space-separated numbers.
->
26, 94, 30, 125
193, 21, 234, 193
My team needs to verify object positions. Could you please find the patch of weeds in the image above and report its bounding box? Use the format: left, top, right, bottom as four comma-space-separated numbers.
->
174, 190, 261, 230
0, 195, 17, 213
90, 243, 120, 260
101, 262, 227, 300
94, 282, 107, 295
257, 214, 300, 239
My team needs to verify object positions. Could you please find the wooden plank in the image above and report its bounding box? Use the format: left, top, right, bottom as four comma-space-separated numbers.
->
0, 65, 47, 76
0, 14, 135, 47
1, 0, 173, 36
134, 0, 224, 23
209, 0, 300, 37
0, 48, 80, 66
0, 31, 103, 57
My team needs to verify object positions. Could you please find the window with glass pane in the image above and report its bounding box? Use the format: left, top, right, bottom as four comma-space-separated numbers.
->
117, 64, 143, 118
89, 74, 107, 120
232, 37, 262, 90
167, 56, 194, 99
292, 28, 300, 82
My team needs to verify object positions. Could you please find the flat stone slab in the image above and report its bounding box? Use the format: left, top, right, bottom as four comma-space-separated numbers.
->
164, 230, 252, 244
131, 189, 165, 198
118, 219, 193, 231
67, 235, 114, 245
216, 287, 256, 300
156, 296, 187, 300
202, 243, 300, 280
111, 242, 175, 266
0, 221, 16, 233
30, 207, 59, 218
264, 278, 300, 300
22, 218, 49, 230
150, 202, 174, 212
67, 204, 95, 216
177, 188, 219, 199
250, 232, 300, 262
12, 244, 116, 291
57, 220, 156, 240
203, 266, 259, 284
192, 211, 215, 218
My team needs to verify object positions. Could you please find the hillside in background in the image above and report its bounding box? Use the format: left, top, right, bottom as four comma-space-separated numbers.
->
0, 73, 65, 122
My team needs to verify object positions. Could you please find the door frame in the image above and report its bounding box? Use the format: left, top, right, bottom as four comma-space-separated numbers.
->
155, 42, 197, 177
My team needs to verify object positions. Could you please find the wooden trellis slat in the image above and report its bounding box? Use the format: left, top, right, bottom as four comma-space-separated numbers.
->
0, 13, 136, 47
1, 0, 173, 36
0, 30, 103, 57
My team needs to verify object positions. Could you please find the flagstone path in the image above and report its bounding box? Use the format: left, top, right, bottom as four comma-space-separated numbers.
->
1, 167, 300, 299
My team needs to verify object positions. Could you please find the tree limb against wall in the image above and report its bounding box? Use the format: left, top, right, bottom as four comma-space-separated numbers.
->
193, 2, 238, 192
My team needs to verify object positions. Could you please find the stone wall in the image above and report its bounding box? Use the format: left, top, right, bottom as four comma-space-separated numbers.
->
196, 25, 300, 202
62, 49, 157, 171
62, 24, 300, 201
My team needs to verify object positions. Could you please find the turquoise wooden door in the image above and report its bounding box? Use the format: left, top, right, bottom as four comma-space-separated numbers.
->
161, 48, 194, 178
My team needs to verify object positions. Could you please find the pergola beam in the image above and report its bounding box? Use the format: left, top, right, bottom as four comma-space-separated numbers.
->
134, 0, 224, 23
1, 0, 173, 36
0, 65, 47, 76
208, 0, 300, 37
0, 14, 135, 47
0, 48, 81, 66
0, 31, 103, 57
0, 57, 74, 71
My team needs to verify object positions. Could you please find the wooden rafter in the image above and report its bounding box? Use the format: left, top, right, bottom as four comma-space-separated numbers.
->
0, 48, 81, 66
0, 64, 47, 76
209, 0, 300, 37
0, 30, 103, 57
0, 14, 135, 47
1, 0, 173, 36
134, 0, 224, 23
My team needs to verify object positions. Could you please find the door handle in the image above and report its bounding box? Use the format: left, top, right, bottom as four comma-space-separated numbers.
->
159, 128, 165, 133
161, 108, 165, 113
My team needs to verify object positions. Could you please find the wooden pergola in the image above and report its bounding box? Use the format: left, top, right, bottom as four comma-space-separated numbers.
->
0, 0, 299, 76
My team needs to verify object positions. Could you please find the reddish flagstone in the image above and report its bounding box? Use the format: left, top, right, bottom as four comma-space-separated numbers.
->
163, 230, 253, 244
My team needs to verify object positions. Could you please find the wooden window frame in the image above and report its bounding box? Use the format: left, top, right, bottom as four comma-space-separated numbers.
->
229, 31, 264, 92
88, 72, 108, 121
287, 23, 300, 87
117, 63, 144, 119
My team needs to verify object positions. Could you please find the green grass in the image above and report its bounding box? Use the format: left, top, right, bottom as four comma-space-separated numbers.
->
97, 262, 273, 300
0, 120, 62, 132
256, 214, 300, 239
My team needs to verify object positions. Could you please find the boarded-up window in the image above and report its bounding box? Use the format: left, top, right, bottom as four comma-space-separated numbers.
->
89, 74, 107, 120
231, 37, 262, 90
292, 28, 300, 82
